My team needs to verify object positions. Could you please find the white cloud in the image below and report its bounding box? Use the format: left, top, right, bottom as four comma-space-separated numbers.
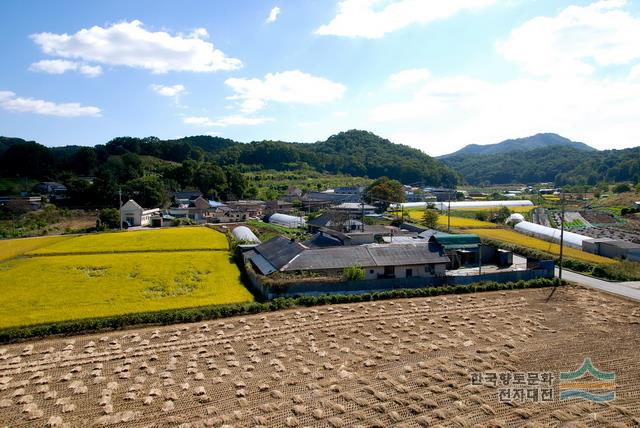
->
31, 20, 242, 74
151, 84, 186, 97
225, 70, 346, 113
29, 59, 103, 77
183, 115, 274, 127
388, 68, 431, 88
0, 91, 101, 117
267, 7, 281, 23
371, 72, 640, 154
498, 0, 640, 76
316, 0, 496, 38
79, 64, 103, 77
184, 116, 215, 127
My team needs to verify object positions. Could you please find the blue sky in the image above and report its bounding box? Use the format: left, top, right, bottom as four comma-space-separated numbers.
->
2, 0, 640, 155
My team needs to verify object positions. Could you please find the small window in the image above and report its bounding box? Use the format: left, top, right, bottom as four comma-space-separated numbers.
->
369, 270, 374, 274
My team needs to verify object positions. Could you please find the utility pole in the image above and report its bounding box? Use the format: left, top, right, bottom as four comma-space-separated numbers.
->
558, 191, 566, 281
119, 187, 123, 231
361, 201, 365, 232
447, 191, 452, 232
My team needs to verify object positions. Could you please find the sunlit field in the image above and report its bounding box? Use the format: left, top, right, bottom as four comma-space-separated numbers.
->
0, 235, 71, 262
0, 227, 252, 328
404, 209, 497, 227
27, 226, 228, 255
466, 228, 616, 265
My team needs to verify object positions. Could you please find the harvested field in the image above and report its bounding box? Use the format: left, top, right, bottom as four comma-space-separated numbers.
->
0, 286, 638, 427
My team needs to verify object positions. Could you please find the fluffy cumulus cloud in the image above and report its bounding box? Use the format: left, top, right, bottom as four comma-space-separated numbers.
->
183, 115, 274, 127
224, 70, 346, 113
0, 90, 101, 117
30, 20, 242, 74
316, 0, 496, 38
266, 7, 281, 23
387, 68, 431, 88
151, 84, 186, 97
498, 0, 640, 76
29, 59, 102, 77
371, 1, 640, 154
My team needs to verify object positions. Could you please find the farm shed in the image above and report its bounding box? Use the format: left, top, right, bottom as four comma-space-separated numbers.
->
266, 213, 306, 228
583, 238, 640, 262
282, 244, 450, 279
248, 236, 306, 275
231, 226, 261, 244
514, 221, 589, 249
393, 200, 534, 210
120, 199, 160, 227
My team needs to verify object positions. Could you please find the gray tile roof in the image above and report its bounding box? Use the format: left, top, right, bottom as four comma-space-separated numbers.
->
283, 244, 449, 271
251, 236, 306, 271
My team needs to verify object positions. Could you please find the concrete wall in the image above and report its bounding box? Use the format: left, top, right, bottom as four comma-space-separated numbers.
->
246, 261, 554, 300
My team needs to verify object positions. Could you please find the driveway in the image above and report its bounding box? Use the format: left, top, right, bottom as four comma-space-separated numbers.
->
556, 267, 640, 302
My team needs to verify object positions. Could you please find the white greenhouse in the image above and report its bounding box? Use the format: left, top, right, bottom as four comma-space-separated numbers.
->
267, 213, 306, 229
514, 221, 591, 249
231, 226, 261, 244
392, 200, 534, 211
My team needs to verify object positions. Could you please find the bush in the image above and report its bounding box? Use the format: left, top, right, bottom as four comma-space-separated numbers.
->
97, 208, 120, 229
343, 265, 365, 281
613, 183, 631, 193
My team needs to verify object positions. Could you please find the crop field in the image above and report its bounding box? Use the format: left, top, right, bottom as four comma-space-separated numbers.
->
453, 206, 538, 213
0, 235, 71, 262
27, 227, 228, 255
0, 227, 252, 329
466, 228, 617, 265
405, 210, 497, 228
0, 286, 638, 426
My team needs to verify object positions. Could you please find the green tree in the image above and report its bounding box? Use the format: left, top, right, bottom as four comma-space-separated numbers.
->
613, 183, 631, 193
97, 208, 120, 229
364, 176, 405, 210
422, 208, 439, 229
493, 206, 512, 223
226, 167, 247, 200
125, 176, 166, 208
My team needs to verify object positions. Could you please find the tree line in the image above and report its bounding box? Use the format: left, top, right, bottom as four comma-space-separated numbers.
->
0, 130, 460, 208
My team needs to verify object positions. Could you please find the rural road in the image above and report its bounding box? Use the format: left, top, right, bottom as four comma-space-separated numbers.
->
556, 267, 640, 302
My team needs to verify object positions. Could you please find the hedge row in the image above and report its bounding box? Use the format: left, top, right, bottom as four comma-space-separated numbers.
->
0, 278, 563, 344
480, 238, 640, 281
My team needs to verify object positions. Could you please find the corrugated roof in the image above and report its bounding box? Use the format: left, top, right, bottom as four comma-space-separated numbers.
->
251, 254, 277, 275
430, 233, 480, 249
253, 236, 306, 270
303, 232, 344, 248
283, 244, 449, 271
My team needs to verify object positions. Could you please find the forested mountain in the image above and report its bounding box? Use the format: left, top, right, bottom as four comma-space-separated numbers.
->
442, 144, 640, 186
0, 130, 459, 207
439, 133, 595, 159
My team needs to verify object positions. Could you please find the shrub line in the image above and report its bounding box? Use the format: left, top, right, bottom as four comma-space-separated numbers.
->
0, 277, 563, 344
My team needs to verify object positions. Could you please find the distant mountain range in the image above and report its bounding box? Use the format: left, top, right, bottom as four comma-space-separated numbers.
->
438, 133, 596, 159
440, 133, 639, 185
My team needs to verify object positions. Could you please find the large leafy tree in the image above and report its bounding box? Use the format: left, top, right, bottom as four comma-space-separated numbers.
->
364, 176, 405, 210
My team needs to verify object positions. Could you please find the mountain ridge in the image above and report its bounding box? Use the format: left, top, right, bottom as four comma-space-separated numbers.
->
439, 133, 596, 159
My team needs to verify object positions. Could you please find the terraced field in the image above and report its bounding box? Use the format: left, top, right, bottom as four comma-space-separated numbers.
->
1, 286, 638, 427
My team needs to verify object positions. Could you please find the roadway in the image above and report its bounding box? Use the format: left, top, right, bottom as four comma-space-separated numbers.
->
556, 267, 640, 302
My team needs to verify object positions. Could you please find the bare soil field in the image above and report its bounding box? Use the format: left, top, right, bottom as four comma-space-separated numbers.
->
1, 286, 639, 427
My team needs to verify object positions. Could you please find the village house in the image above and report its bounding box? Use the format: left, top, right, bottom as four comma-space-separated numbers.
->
225, 200, 266, 218
265, 200, 294, 215
120, 199, 160, 227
